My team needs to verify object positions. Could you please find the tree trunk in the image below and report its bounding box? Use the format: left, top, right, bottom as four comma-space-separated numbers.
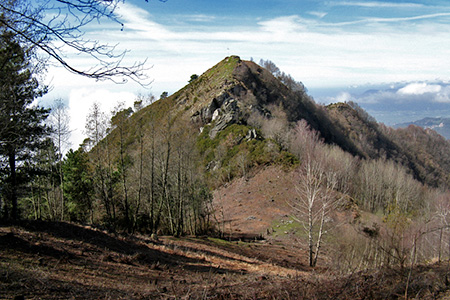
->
313, 206, 326, 267
8, 150, 18, 220
308, 201, 314, 267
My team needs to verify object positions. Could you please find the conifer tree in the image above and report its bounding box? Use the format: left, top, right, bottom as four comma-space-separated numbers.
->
63, 148, 94, 222
0, 28, 49, 220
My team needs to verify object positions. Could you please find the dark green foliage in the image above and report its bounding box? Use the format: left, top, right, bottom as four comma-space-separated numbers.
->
197, 123, 297, 183
189, 74, 198, 83
111, 107, 133, 126
63, 148, 94, 222
0, 29, 49, 220
160, 91, 168, 99
277, 151, 300, 168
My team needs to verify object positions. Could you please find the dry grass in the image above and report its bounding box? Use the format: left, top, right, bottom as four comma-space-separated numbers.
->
0, 220, 304, 299
2, 220, 450, 299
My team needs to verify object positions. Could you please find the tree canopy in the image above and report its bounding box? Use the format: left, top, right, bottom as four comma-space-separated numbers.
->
0, 28, 50, 219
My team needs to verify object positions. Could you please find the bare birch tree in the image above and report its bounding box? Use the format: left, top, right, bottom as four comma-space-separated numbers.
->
290, 157, 342, 267
48, 98, 71, 220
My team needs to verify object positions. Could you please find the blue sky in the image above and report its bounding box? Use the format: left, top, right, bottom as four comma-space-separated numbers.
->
41, 0, 450, 146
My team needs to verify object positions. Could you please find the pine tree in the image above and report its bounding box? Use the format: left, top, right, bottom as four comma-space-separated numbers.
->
63, 148, 94, 223
0, 29, 49, 220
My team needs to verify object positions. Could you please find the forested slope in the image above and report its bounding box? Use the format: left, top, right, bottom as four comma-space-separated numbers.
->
90, 56, 450, 237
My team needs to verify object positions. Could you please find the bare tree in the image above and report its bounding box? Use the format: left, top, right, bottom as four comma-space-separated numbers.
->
111, 102, 133, 231
288, 119, 323, 161
258, 59, 280, 76
84, 102, 107, 150
0, 0, 165, 84
48, 98, 71, 220
433, 194, 450, 262
258, 104, 291, 149
290, 157, 342, 267
84, 102, 117, 227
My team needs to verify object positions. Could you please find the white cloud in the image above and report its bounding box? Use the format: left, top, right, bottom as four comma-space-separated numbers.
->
397, 83, 442, 95
76, 3, 450, 89
320, 81, 450, 108
258, 15, 319, 34
333, 1, 425, 9
40, 2, 450, 148
115, 3, 174, 40
308, 11, 328, 18
68, 88, 136, 148
336, 92, 353, 102
182, 14, 217, 23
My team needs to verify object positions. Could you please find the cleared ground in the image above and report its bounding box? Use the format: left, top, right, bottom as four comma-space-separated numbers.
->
3, 167, 450, 299
3, 220, 450, 299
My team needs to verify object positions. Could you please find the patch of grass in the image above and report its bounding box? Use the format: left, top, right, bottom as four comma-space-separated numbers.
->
207, 237, 234, 247
270, 217, 304, 238
197, 124, 250, 157
198, 123, 300, 185
203, 55, 240, 87
196, 125, 215, 155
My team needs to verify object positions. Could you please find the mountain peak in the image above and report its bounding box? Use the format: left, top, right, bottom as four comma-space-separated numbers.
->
105, 55, 450, 191
168, 56, 292, 138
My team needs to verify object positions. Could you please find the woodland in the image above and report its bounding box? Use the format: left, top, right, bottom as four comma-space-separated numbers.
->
3, 1, 450, 299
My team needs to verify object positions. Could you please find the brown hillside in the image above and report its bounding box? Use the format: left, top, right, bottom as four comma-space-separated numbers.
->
213, 166, 295, 238
102, 56, 450, 191
3, 221, 450, 299
327, 102, 450, 188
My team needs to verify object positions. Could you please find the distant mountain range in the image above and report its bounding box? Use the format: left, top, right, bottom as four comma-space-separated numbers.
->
394, 117, 450, 139
311, 81, 450, 128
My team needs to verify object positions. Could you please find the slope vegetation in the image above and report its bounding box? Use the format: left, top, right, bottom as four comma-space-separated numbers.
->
119, 56, 450, 189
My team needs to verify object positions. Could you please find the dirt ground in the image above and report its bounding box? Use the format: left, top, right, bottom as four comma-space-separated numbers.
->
213, 166, 298, 237
3, 219, 450, 299
3, 166, 450, 299
0, 219, 311, 299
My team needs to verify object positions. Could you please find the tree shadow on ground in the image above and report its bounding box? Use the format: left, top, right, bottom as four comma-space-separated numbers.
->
1, 220, 246, 275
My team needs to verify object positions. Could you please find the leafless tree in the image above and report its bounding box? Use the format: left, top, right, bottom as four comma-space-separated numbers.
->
288, 119, 323, 161
0, 0, 165, 84
258, 59, 280, 76
290, 157, 342, 267
84, 102, 107, 151
111, 102, 133, 231
48, 98, 71, 219
84, 102, 117, 226
433, 194, 450, 262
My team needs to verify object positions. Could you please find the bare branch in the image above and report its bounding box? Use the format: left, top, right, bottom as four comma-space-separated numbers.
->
0, 0, 162, 86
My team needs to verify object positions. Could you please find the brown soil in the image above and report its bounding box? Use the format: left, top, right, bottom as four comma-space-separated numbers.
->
213, 166, 297, 238
3, 167, 450, 299
0, 219, 309, 299
3, 220, 450, 299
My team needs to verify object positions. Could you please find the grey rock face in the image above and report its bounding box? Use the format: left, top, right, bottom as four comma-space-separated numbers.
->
209, 98, 240, 139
